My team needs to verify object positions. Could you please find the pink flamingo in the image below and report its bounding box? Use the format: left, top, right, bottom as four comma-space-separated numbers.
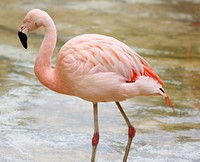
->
18, 9, 174, 162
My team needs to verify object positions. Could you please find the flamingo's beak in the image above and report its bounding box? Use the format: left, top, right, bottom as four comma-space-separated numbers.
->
18, 23, 28, 49
18, 31, 28, 49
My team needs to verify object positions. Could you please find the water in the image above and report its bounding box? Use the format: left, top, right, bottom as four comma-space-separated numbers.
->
0, 0, 200, 162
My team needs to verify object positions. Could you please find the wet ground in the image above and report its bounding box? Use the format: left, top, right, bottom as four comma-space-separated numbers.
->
0, 0, 200, 162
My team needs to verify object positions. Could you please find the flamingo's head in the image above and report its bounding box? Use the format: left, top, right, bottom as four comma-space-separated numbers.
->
18, 9, 46, 49
135, 76, 174, 111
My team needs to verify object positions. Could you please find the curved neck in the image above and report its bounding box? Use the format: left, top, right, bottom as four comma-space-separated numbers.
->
34, 16, 57, 91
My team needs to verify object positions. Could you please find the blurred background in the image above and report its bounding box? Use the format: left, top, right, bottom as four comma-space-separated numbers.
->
0, 0, 200, 162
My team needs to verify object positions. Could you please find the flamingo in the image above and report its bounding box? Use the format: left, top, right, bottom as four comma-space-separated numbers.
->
18, 9, 174, 162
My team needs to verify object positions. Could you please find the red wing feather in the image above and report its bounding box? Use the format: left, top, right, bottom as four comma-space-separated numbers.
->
143, 65, 165, 86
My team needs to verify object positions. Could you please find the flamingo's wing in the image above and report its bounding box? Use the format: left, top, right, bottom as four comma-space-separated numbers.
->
127, 50, 165, 86
60, 34, 164, 86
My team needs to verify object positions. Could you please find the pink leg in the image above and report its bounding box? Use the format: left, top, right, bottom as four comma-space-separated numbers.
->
115, 102, 136, 162
91, 103, 99, 162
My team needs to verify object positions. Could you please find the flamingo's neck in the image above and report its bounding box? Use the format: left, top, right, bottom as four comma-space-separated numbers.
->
34, 15, 58, 92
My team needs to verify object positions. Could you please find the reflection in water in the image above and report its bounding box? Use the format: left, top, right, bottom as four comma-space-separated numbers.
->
0, 0, 200, 162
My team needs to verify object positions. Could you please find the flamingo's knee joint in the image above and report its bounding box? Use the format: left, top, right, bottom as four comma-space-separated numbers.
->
128, 126, 136, 138
92, 132, 99, 146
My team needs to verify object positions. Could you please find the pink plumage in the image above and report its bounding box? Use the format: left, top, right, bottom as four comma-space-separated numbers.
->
18, 9, 174, 162
56, 34, 167, 102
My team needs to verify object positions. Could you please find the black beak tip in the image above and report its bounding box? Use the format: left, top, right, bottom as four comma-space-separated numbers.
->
18, 31, 28, 49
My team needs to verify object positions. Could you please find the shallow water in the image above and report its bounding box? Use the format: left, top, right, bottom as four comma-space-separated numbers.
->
0, 0, 200, 162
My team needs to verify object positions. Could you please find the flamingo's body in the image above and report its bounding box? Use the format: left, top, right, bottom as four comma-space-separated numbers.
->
55, 34, 167, 103
18, 9, 173, 162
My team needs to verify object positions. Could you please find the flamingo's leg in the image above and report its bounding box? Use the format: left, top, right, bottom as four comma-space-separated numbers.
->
91, 103, 99, 162
115, 102, 136, 162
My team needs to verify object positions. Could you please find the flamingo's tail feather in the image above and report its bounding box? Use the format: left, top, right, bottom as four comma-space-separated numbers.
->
159, 88, 174, 112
